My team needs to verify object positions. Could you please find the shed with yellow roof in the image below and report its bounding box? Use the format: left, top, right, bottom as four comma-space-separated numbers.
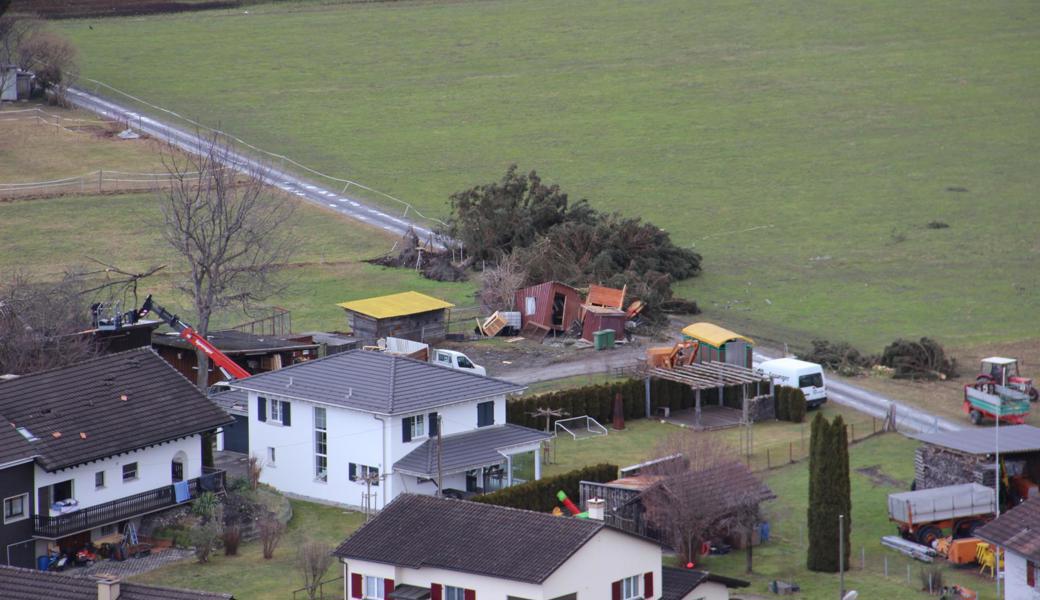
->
337, 291, 454, 346
681, 322, 755, 368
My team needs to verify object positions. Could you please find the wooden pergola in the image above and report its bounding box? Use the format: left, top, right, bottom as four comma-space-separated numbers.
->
642, 361, 772, 427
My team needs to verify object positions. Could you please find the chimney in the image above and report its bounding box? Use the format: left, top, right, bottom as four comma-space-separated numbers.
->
96, 575, 121, 600
587, 498, 605, 521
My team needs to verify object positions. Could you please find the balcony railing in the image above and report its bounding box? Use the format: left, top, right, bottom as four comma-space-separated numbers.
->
33, 468, 226, 539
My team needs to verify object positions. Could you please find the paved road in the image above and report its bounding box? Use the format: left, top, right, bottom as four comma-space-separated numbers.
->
66, 87, 440, 243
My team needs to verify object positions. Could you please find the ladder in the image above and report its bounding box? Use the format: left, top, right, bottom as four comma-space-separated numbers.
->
124, 521, 139, 545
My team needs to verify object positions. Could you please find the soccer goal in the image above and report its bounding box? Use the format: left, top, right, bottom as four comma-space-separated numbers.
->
554, 415, 608, 440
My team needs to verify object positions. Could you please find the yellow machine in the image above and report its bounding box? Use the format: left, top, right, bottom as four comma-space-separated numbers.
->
646, 341, 699, 369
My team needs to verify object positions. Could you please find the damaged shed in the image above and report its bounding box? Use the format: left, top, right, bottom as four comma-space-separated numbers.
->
515, 281, 582, 333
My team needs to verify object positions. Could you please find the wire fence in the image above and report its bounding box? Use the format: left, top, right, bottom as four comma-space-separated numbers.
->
739, 415, 887, 473
0, 168, 228, 199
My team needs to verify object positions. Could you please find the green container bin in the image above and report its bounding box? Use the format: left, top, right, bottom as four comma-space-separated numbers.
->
593, 329, 616, 350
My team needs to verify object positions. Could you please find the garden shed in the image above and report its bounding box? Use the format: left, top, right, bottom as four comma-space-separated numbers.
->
337, 291, 454, 346
911, 425, 1040, 498
681, 322, 755, 368
515, 281, 582, 333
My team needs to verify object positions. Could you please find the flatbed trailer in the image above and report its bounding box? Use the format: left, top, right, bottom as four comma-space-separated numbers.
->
963, 384, 1030, 425
888, 484, 996, 546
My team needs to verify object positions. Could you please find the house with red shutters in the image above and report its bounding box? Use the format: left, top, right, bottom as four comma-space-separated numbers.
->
332, 494, 747, 600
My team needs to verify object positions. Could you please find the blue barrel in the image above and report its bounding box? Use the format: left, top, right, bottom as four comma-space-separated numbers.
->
759, 521, 771, 542
37, 555, 50, 571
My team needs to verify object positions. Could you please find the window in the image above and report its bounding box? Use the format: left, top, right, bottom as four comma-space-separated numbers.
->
445, 587, 466, 600
798, 373, 824, 388
267, 447, 276, 466
95, 471, 105, 489
477, 401, 494, 427
350, 463, 380, 486
3, 493, 28, 524
122, 463, 138, 482
436, 352, 452, 365
456, 355, 475, 369
364, 575, 384, 599
268, 398, 291, 425
621, 575, 640, 600
403, 414, 425, 442
314, 407, 328, 482
525, 296, 536, 315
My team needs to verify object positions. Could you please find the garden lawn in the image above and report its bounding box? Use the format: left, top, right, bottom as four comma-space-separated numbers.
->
0, 193, 477, 331
698, 433, 999, 599
130, 499, 364, 600
59, 0, 1040, 351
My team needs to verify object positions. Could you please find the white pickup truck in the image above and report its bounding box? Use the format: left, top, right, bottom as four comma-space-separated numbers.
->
382, 337, 487, 376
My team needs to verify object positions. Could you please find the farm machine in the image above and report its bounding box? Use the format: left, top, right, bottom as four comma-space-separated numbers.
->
963, 357, 1035, 425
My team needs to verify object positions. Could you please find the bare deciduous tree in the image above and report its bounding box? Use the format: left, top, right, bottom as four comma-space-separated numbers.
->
296, 541, 334, 600
158, 134, 296, 388
18, 30, 77, 106
479, 252, 527, 313
258, 511, 285, 560
0, 271, 96, 375
640, 432, 773, 569
247, 453, 264, 491
0, 16, 35, 97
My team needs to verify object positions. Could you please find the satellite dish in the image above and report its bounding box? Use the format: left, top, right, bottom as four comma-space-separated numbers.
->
842, 592, 858, 600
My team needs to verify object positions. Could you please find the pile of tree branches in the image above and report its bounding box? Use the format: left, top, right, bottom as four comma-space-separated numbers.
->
880, 337, 958, 380
445, 165, 702, 321
800, 339, 876, 376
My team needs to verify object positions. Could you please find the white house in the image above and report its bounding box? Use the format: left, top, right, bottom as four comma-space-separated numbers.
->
333, 494, 748, 600
227, 350, 550, 509
0, 348, 232, 567
976, 495, 1040, 600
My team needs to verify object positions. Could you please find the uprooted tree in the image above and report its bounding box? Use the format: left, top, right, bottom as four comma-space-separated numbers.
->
640, 432, 774, 572
158, 133, 297, 389
443, 165, 702, 321
880, 337, 957, 380
0, 272, 97, 374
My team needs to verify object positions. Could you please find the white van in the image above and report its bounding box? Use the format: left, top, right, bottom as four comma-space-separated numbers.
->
757, 358, 827, 408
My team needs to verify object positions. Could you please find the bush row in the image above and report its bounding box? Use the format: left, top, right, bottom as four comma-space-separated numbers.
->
471, 463, 619, 512
775, 386, 807, 423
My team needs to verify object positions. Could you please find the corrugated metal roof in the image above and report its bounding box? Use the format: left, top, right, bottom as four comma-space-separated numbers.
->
911, 425, 1040, 455
336, 291, 454, 319
680, 322, 754, 347
0, 565, 234, 600
229, 350, 525, 415
394, 424, 551, 476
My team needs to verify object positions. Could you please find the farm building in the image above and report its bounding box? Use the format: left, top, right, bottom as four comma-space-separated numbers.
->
152, 329, 319, 387
681, 322, 754, 368
911, 425, 1040, 503
337, 291, 454, 346
515, 280, 583, 334
582, 305, 627, 343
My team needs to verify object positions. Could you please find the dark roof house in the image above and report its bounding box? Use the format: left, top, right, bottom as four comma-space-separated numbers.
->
0, 565, 233, 600
393, 424, 551, 479
975, 495, 1040, 562
152, 329, 319, 387
0, 348, 233, 471
661, 566, 749, 600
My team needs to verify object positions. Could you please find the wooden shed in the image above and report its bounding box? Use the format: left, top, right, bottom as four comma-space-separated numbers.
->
681, 322, 755, 368
515, 281, 582, 332
337, 291, 454, 346
581, 305, 627, 342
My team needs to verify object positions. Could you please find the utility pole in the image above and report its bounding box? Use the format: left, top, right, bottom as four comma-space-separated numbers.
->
839, 514, 845, 599
436, 414, 444, 497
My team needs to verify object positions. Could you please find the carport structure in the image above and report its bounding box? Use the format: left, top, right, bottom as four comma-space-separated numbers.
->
643, 361, 772, 429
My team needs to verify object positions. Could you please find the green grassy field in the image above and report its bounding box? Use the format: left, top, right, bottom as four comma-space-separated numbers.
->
131, 499, 364, 600
0, 193, 477, 331
57, 0, 1040, 350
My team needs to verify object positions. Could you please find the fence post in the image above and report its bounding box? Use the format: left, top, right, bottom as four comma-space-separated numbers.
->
789, 441, 793, 464
906, 563, 911, 584
873, 417, 877, 434
861, 546, 865, 570
766, 448, 770, 469
884, 555, 888, 577
850, 423, 855, 442
98, 169, 103, 193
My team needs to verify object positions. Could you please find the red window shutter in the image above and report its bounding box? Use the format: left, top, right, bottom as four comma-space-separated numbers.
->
1029, 560, 1036, 587
431, 583, 443, 600
464, 589, 476, 600
385, 578, 395, 596
612, 580, 621, 600
644, 572, 654, 598
350, 573, 363, 599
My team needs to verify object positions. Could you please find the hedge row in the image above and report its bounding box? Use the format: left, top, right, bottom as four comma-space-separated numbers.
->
775, 386, 807, 423
506, 378, 768, 429
471, 463, 619, 512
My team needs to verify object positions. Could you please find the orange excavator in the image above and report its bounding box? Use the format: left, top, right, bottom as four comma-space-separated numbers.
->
646, 340, 699, 369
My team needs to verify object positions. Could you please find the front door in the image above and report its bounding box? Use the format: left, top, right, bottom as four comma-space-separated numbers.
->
171, 460, 184, 483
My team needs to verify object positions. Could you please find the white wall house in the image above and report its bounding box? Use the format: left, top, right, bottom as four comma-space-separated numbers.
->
0, 348, 232, 568
976, 495, 1040, 600
333, 494, 747, 600
229, 350, 549, 509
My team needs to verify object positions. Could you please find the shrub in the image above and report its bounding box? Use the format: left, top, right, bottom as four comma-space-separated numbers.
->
258, 511, 284, 559
189, 520, 222, 563
472, 463, 618, 512
788, 388, 807, 423
221, 525, 241, 556
191, 491, 220, 523
775, 387, 790, 421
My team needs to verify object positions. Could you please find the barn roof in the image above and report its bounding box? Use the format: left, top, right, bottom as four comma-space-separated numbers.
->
336, 291, 454, 319
911, 425, 1040, 455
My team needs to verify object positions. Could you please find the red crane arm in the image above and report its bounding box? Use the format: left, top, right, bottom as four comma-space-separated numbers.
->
180, 327, 252, 380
